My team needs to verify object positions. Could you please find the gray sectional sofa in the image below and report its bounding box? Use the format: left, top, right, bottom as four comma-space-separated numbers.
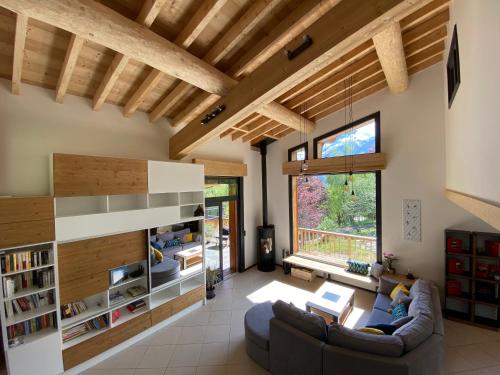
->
244, 277, 443, 375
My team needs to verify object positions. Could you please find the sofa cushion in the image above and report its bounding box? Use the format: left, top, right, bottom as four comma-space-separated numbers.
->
393, 313, 433, 351
373, 293, 392, 312
173, 228, 190, 239
391, 315, 413, 328
327, 324, 404, 357
366, 308, 394, 326
430, 286, 444, 335
409, 279, 432, 299
390, 290, 412, 308
366, 323, 398, 335
390, 283, 410, 300
378, 276, 399, 295
244, 302, 274, 350
181, 241, 202, 251
408, 292, 433, 318
370, 262, 384, 280
391, 303, 408, 320
272, 300, 327, 341
158, 232, 174, 241
346, 260, 370, 275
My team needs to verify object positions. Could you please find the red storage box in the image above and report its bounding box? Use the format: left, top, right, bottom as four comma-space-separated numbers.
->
447, 238, 463, 252
448, 259, 464, 274
447, 280, 462, 296
477, 263, 489, 279
485, 240, 500, 257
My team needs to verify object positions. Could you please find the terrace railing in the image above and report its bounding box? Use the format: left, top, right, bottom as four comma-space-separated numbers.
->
297, 227, 377, 264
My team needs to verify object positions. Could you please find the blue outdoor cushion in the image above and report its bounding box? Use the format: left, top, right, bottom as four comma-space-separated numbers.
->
346, 260, 370, 275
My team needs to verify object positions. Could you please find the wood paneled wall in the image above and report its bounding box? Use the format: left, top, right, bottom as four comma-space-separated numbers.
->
52, 153, 148, 197
0, 196, 54, 249
62, 313, 151, 370
58, 231, 147, 304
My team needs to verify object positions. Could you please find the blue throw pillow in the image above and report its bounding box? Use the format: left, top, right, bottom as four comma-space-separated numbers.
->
346, 260, 370, 275
165, 238, 181, 248
150, 241, 162, 251
392, 303, 408, 320
366, 324, 397, 335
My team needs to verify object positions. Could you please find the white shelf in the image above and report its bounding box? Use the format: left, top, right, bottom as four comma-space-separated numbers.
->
4, 285, 55, 301
149, 192, 179, 208
109, 293, 148, 310
1, 263, 54, 277
150, 284, 180, 309
61, 304, 108, 329
5, 305, 56, 326
179, 191, 204, 206
55, 196, 108, 217
181, 273, 205, 295
109, 275, 147, 291
108, 194, 148, 212
111, 303, 149, 327
7, 327, 59, 349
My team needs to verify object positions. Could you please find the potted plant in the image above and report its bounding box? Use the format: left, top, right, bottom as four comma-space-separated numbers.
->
206, 267, 220, 300
383, 252, 397, 274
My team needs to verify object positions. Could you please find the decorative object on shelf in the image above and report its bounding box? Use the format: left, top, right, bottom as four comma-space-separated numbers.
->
194, 205, 204, 217
110, 266, 129, 286
111, 309, 121, 323
406, 269, 415, 280
485, 240, 500, 257
206, 266, 220, 300
383, 252, 397, 274
126, 285, 147, 297
403, 199, 421, 241
448, 258, 464, 274
447, 237, 464, 253
130, 264, 144, 278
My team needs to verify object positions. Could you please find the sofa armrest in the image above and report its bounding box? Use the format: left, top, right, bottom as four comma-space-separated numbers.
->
323, 333, 443, 375
270, 318, 324, 375
378, 276, 400, 295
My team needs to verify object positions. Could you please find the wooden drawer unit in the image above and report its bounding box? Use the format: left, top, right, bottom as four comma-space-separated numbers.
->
0, 196, 54, 249
172, 286, 205, 315
58, 231, 147, 303
62, 312, 151, 370
151, 299, 174, 325
53, 153, 148, 197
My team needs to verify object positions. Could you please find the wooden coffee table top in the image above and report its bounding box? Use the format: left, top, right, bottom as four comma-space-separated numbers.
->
175, 245, 202, 259
306, 282, 355, 319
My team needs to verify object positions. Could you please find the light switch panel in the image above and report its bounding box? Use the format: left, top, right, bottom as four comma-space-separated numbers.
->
403, 199, 421, 241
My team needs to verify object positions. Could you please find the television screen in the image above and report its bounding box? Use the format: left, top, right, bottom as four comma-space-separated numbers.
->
110, 266, 128, 286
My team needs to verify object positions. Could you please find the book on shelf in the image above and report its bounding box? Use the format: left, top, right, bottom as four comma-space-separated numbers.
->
60, 300, 88, 319
1, 249, 53, 274
3, 268, 55, 298
126, 299, 146, 313
4, 290, 55, 319
7, 311, 57, 341
127, 285, 147, 297
62, 314, 108, 343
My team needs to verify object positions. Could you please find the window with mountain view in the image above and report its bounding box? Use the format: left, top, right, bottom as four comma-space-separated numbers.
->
291, 113, 381, 266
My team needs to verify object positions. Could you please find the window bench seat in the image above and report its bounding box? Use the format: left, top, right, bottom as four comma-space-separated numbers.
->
283, 255, 378, 291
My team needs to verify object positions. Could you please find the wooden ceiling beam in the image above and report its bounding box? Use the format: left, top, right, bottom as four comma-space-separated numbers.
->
169, 0, 433, 159
55, 34, 84, 103
92, 0, 169, 110
400, 0, 449, 30
242, 121, 280, 143
0, 0, 235, 96
12, 14, 28, 95
373, 22, 409, 94
233, 117, 272, 141
171, 0, 342, 130
149, 0, 283, 123
123, 0, 227, 117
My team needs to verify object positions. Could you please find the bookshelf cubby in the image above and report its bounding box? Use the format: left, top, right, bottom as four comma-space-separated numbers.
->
445, 229, 499, 330
108, 194, 148, 212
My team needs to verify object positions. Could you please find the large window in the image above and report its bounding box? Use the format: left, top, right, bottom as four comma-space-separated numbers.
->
291, 113, 381, 265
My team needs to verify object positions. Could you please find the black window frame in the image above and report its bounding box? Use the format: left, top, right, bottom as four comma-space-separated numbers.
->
291, 112, 382, 263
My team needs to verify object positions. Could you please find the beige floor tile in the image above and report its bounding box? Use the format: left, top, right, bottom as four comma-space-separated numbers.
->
204, 325, 230, 343
195, 365, 228, 375
482, 365, 500, 375
164, 367, 197, 375
170, 344, 203, 367
225, 362, 270, 375
82, 370, 136, 375
134, 369, 167, 375
178, 326, 208, 344
137, 345, 176, 368
199, 343, 229, 366
94, 346, 148, 369
226, 340, 251, 364
208, 310, 232, 325
149, 326, 183, 346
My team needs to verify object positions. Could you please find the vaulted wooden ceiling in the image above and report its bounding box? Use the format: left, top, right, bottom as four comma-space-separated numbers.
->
0, 0, 449, 157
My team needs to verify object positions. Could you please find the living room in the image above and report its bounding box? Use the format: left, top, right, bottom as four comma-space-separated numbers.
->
0, 0, 499, 374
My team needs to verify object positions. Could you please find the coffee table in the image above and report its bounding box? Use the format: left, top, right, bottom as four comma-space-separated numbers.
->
306, 282, 355, 325
174, 246, 203, 270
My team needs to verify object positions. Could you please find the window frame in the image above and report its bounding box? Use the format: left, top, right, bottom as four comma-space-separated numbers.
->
312, 111, 381, 158
287, 141, 309, 161
290, 112, 382, 263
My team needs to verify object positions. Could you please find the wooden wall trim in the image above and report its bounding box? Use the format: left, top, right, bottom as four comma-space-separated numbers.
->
282, 153, 386, 175
446, 190, 500, 231
192, 158, 247, 177
0, 197, 55, 248
52, 153, 148, 197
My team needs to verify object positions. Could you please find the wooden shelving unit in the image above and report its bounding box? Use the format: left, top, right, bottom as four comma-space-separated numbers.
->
445, 229, 499, 331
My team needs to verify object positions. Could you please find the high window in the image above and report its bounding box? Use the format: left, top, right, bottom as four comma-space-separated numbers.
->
290, 112, 381, 266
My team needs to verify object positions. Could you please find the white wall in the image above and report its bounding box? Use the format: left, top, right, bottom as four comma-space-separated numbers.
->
0, 78, 262, 269
445, 0, 500, 205
267, 64, 496, 288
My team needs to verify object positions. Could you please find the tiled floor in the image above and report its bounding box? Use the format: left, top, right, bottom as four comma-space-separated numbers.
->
82, 268, 500, 375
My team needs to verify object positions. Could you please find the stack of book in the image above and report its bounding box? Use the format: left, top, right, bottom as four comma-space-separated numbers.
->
60, 301, 88, 319
7, 311, 57, 340
1, 249, 53, 273
62, 315, 108, 343
127, 299, 146, 313
5, 290, 55, 318
3, 268, 55, 297
127, 285, 147, 297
